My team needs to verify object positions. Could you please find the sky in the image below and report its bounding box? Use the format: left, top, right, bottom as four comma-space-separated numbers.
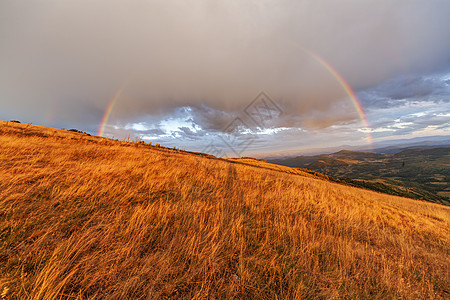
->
1, 0, 450, 157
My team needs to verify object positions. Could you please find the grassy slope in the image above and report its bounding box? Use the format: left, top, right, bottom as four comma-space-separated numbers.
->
0, 121, 449, 299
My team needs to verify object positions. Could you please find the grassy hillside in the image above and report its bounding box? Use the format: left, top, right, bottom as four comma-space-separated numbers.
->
269, 149, 450, 205
1, 121, 449, 299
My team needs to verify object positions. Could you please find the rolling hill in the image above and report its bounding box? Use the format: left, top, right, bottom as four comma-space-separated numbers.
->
0, 121, 449, 299
269, 149, 450, 205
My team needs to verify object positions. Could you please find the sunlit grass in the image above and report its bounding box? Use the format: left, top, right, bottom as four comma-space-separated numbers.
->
0, 121, 449, 299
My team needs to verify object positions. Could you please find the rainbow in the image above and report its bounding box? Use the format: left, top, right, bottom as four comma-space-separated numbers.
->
98, 87, 123, 136
302, 48, 374, 150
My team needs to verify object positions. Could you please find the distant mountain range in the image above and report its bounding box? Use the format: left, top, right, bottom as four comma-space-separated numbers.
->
365, 135, 450, 154
268, 146, 450, 205
257, 135, 450, 158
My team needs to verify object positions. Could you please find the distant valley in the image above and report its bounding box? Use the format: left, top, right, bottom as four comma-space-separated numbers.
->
269, 147, 450, 205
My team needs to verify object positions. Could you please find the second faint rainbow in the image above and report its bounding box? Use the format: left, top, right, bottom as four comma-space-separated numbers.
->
98, 87, 124, 136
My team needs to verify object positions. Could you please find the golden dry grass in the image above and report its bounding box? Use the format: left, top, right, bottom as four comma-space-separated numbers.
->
0, 121, 449, 299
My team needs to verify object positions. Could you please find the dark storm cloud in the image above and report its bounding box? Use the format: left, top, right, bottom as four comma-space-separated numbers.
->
378, 77, 435, 100
359, 72, 450, 110
1, 0, 450, 133
187, 105, 234, 132
178, 127, 198, 137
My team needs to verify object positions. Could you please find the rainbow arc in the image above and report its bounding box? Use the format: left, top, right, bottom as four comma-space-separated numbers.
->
301, 47, 373, 150
98, 87, 123, 137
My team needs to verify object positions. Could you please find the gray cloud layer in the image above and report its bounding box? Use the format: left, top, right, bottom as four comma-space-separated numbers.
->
1, 0, 450, 133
